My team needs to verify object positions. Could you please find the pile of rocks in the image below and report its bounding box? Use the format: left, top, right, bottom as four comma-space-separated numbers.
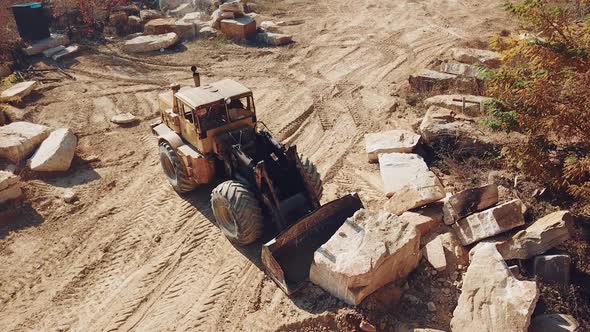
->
22, 34, 79, 61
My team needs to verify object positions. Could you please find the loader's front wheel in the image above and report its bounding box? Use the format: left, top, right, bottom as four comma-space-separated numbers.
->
211, 180, 263, 245
159, 141, 196, 193
299, 154, 323, 200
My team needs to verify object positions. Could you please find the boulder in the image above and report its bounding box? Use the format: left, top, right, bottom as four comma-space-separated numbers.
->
140, 9, 163, 22
23, 34, 69, 56
534, 254, 571, 285
256, 32, 293, 46
364, 129, 421, 163
123, 33, 179, 53
0, 121, 50, 163
423, 235, 446, 271
408, 69, 456, 93
379, 153, 445, 214
529, 314, 579, 332
309, 209, 421, 305
111, 112, 138, 124
440, 62, 481, 78
219, 0, 245, 15
496, 211, 572, 260
450, 47, 502, 67
52, 45, 80, 61
451, 243, 538, 332
452, 199, 525, 245
28, 128, 77, 172
423, 94, 491, 116
220, 17, 257, 40
260, 21, 281, 33
1, 81, 38, 102
42, 45, 66, 58
0, 170, 22, 204
442, 184, 499, 225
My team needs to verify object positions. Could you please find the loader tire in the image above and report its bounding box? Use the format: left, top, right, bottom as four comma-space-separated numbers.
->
159, 141, 196, 193
211, 180, 263, 245
299, 154, 323, 200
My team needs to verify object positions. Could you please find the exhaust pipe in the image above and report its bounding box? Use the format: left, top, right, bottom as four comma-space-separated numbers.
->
191, 65, 200, 87
170, 83, 180, 113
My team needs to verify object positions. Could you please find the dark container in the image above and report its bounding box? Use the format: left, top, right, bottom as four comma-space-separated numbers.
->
11, 2, 50, 42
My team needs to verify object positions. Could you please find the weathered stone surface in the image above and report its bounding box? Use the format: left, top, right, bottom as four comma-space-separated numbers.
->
424, 235, 446, 271
28, 128, 77, 172
260, 21, 281, 33
443, 184, 499, 225
379, 153, 445, 214
309, 209, 421, 305
42, 45, 66, 58
423, 94, 491, 116
1, 81, 38, 102
140, 9, 163, 22
256, 32, 293, 46
453, 199, 525, 245
63, 189, 78, 203
123, 33, 179, 53
534, 254, 571, 285
365, 129, 421, 163
451, 243, 538, 332
144, 17, 194, 39
0, 170, 22, 204
438, 231, 469, 268
496, 211, 572, 260
399, 207, 440, 238
0, 121, 50, 163
219, 0, 245, 15
440, 62, 481, 78
23, 34, 69, 56
450, 47, 502, 67
529, 314, 579, 332
111, 112, 138, 124
220, 17, 256, 40
409, 69, 456, 93
52, 45, 80, 61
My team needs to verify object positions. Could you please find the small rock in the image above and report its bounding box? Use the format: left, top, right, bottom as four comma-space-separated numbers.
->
111, 113, 138, 125
28, 128, 77, 172
427, 302, 436, 312
442, 183, 499, 225
63, 190, 77, 203
359, 320, 377, 332
1, 81, 38, 102
529, 314, 579, 332
423, 235, 447, 271
534, 254, 571, 285
452, 199, 525, 245
364, 129, 421, 163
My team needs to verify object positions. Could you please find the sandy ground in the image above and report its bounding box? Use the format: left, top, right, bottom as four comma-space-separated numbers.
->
0, 0, 513, 330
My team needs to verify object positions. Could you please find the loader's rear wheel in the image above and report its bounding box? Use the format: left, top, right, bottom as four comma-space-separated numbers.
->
211, 180, 263, 245
159, 141, 196, 193
299, 154, 323, 200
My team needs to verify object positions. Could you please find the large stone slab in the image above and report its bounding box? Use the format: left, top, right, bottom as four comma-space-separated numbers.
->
0, 121, 50, 163
28, 128, 77, 172
496, 211, 572, 260
453, 199, 524, 245
451, 243, 538, 332
379, 153, 445, 215
123, 33, 179, 53
0, 170, 22, 204
42, 45, 66, 58
439, 62, 481, 78
450, 48, 502, 67
443, 184, 499, 225
220, 17, 256, 40
145, 18, 195, 39
409, 69, 456, 93
309, 209, 421, 305
23, 34, 70, 56
52, 45, 80, 61
529, 314, 579, 332
365, 129, 421, 163
423, 94, 491, 116
1, 81, 38, 102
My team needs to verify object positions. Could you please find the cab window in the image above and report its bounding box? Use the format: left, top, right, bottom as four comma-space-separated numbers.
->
197, 102, 229, 132
227, 96, 254, 122
179, 102, 195, 123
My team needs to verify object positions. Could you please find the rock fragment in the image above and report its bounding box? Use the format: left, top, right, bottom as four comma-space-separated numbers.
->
451, 243, 538, 332
256, 31, 293, 46
364, 129, 421, 163
442, 184, 499, 225
0, 170, 22, 204
1, 81, 38, 102
52, 45, 80, 61
439, 62, 481, 78
423, 235, 446, 271
63, 189, 78, 203
309, 209, 421, 305
42, 45, 66, 58
111, 113, 138, 124
0, 121, 50, 163
496, 211, 572, 260
452, 199, 525, 245
28, 128, 77, 172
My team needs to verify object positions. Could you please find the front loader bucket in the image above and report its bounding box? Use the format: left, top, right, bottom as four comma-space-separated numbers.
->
261, 193, 364, 294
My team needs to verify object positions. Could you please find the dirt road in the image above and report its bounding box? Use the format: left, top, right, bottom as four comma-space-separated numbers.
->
0, 0, 511, 330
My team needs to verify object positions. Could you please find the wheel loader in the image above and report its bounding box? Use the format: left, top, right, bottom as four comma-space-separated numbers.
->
151, 67, 364, 294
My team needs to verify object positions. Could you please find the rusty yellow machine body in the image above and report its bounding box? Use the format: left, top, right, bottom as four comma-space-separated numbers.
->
152, 67, 363, 294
